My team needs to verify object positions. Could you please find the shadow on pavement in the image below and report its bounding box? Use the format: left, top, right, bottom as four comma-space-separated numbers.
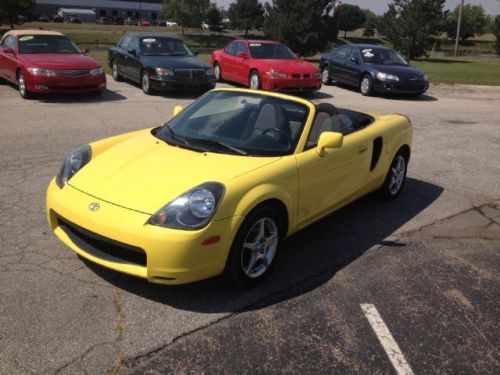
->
86, 177, 443, 313
33, 89, 127, 103
328, 82, 438, 102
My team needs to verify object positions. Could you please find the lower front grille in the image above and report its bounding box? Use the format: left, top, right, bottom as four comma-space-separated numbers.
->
56, 214, 147, 266
54, 69, 91, 77
174, 69, 205, 79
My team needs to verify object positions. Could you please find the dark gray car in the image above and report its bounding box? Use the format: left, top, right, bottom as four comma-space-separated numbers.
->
108, 34, 216, 95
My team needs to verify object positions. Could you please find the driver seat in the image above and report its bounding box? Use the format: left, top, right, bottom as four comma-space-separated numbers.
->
248, 102, 290, 139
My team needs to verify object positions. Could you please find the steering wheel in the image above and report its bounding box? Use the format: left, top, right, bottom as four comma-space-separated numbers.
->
262, 127, 291, 147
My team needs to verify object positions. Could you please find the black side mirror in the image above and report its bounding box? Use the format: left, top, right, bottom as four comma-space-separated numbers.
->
128, 49, 137, 57
351, 57, 359, 64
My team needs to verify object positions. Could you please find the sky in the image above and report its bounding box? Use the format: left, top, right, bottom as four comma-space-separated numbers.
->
214, 0, 500, 15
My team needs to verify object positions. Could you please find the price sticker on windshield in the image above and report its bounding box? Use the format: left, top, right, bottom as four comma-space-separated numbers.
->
19, 36, 34, 42
362, 49, 374, 58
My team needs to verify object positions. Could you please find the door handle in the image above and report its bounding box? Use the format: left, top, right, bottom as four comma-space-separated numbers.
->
358, 146, 368, 154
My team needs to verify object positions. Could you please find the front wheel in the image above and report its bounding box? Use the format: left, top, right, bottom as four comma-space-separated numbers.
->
379, 151, 408, 200
141, 71, 154, 95
360, 74, 373, 96
225, 206, 283, 287
249, 71, 261, 90
321, 66, 331, 85
111, 61, 122, 81
213, 62, 222, 82
17, 71, 32, 99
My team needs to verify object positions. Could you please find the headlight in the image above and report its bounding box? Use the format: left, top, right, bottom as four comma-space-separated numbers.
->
90, 67, 104, 75
56, 145, 91, 188
149, 182, 225, 230
206, 68, 215, 76
266, 70, 288, 78
156, 67, 174, 77
423, 74, 429, 81
376, 72, 399, 81
312, 72, 322, 78
27, 67, 56, 76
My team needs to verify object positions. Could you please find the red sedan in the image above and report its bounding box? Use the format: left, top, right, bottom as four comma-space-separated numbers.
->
0, 30, 106, 99
210, 40, 322, 93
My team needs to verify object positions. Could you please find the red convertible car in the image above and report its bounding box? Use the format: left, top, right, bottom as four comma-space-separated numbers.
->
0, 30, 106, 99
210, 40, 322, 93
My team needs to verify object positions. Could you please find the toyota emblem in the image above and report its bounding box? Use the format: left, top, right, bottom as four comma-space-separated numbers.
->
88, 202, 100, 211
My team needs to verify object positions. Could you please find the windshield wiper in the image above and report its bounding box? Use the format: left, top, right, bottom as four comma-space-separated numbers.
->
162, 125, 192, 147
188, 138, 248, 156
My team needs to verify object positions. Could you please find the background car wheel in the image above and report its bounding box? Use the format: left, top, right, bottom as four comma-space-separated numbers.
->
17, 71, 32, 99
249, 71, 261, 90
225, 205, 283, 287
321, 66, 331, 85
360, 74, 374, 96
111, 61, 122, 81
213, 63, 223, 82
379, 150, 408, 200
141, 71, 154, 95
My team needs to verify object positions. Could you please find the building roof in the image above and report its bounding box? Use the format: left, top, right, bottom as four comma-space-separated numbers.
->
58, 8, 96, 15
1, 29, 63, 43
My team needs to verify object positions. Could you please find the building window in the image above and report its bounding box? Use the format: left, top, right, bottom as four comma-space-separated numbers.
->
127, 11, 132, 17
151, 12, 157, 21
100, 10, 106, 17
112, 10, 117, 16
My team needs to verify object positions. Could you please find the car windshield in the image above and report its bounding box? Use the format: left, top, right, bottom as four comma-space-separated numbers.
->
249, 43, 296, 59
154, 91, 309, 156
360, 48, 408, 66
18, 35, 81, 54
140, 37, 194, 56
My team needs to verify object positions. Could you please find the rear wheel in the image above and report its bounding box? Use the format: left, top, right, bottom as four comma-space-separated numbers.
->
225, 206, 283, 287
213, 62, 222, 82
17, 71, 32, 99
379, 150, 408, 200
249, 71, 261, 90
111, 61, 122, 81
322, 66, 331, 85
360, 74, 373, 96
141, 71, 154, 95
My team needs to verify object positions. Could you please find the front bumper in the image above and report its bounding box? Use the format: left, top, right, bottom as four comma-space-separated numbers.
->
46, 179, 243, 285
373, 79, 429, 95
150, 76, 217, 91
262, 76, 322, 92
26, 72, 106, 93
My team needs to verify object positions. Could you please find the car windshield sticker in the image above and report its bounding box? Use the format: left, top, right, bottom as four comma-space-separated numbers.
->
249, 43, 261, 47
19, 36, 34, 42
362, 49, 374, 58
142, 38, 156, 43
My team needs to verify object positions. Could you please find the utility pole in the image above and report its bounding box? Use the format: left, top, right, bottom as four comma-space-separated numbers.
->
454, 0, 465, 57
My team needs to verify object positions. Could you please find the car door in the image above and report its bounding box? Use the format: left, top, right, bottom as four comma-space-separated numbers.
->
220, 42, 238, 82
295, 112, 372, 228
0, 35, 19, 82
113, 36, 132, 79
343, 47, 363, 86
234, 42, 250, 84
328, 46, 349, 83
126, 36, 142, 83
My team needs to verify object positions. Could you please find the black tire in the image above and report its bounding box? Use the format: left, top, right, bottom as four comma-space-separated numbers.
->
249, 70, 261, 90
379, 150, 408, 200
321, 65, 331, 85
17, 71, 32, 99
225, 205, 284, 287
141, 70, 154, 95
360, 74, 374, 96
213, 62, 223, 82
111, 61, 122, 81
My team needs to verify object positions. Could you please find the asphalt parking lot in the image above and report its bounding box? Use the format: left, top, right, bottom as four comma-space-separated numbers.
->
0, 78, 499, 374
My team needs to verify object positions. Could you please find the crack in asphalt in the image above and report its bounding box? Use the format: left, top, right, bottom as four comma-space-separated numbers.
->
107, 287, 127, 375
52, 341, 113, 375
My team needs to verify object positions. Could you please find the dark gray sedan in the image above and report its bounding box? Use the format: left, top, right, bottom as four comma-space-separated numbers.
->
320, 44, 429, 97
108, 34, 216, 95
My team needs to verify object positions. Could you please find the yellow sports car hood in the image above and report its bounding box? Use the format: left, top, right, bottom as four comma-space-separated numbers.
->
69, 130, 281, 214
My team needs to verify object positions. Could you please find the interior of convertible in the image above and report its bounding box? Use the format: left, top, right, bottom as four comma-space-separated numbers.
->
160, 91, 374, 156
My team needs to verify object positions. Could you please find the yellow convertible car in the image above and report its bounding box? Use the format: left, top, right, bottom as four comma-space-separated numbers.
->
47, 88, 412, 286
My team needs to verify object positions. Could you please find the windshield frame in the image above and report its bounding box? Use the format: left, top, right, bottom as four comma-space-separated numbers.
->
17, 34, 81, 55
154, 90, 311, 157
139, 36, 194, 57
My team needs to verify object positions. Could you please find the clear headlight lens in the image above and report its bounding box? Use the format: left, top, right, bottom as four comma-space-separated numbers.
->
56, 145, 91, 188
376, 72, 399, 81
423, 74, 429, 81
206, 68, 215, 76
149, 182, 225, 230
90, 67, 104, 75
156, 67, 174, 77
27, 67, 56, 76
266, 70, 288, 78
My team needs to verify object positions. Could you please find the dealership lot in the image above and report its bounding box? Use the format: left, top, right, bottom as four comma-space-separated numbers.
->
0, 79, 499, 374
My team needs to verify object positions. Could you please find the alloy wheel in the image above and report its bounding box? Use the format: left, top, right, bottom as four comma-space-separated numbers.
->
388, 155, 406, 195
241, 217, 278, 278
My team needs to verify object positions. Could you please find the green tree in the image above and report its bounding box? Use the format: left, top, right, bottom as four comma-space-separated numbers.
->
378, 0, 446, 59
493, 15, 500, 55
362, 9, 378, 38
444, 4, 487, 42
162, 0, 209, 34
0, 0, 34, 29
206, 2, 222, 34
336, 4, 366, 38
227, 0, 265, 38
263, 0, 332, 56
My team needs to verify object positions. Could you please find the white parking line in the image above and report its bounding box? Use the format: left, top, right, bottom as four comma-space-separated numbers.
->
360, 304, 414, 375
